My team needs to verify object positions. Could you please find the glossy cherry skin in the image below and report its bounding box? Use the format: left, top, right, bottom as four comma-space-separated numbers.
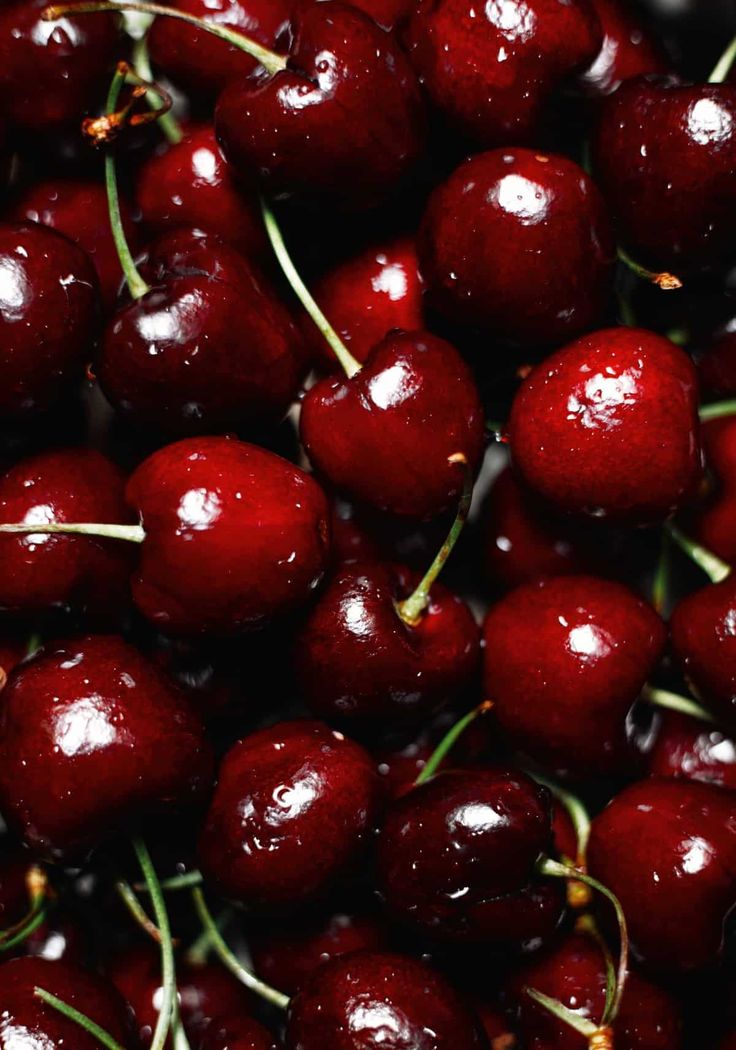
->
643, 711, 736, 791
7, 179, 138, 311
483, 576, 664, 778
198, 721, 382, 909
578, 0, 668, 96
215, 3, 426, 208
149, 0, 294, 97
593, 76, 736, 270
0, 635, 213, 860
0, 957, 133, 1049
692, 416, 736, 564
419, 149, 614, 347
301, 330, 485, 518
0, 222, 99, 419
377, 768, 557, 942
285, 950, 488, 1049
136, 124, 266, 260
670, 577, 736, 730
506, 932, 683, 1049
0, 448, 134, 620
405, 0, 601, 146
312, 0, 413, 30
306, 236, 424, 371
293, 562, 479, 724
99, 229, 304, 435
200, 1013, 281, 1050
588, 778, 736, 972
126, 436, 330, 635
508, 327, 702, 523
0, 0, 121, 133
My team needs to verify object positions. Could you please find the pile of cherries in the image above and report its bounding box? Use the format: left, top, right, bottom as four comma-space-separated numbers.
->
2, 0, 736, 1046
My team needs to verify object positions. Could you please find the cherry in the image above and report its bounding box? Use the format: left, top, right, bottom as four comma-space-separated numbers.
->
419, 149, 614, 347
0, 956, 133, 1048
482, 575, 665, 778
7, 179, 139, 311
300, 330, 485, 518
699, 327, 736, 399
578, 0, 668, 96
285, 949, 488, 1049
376, 768, 561, 943
643, 710, 736, 790
0, 222, 100, 419
200, 1013, 281, 1050
0, 0, 121, 133
292, 561, 480, 725
215, 2, 426, 207
197, 720, 383, 909
312, 0, 413, 31
691, 416, 736, 564
404, 0, 602, 146
0, 635, 213, 859
593, 76, 736, 271
0, 448, 134, 620
508, 327, 703, 523
587, 777, 736, 971
136, 123, 266, 259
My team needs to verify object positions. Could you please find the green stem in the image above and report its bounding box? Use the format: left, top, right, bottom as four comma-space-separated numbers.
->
115, 879, 164, 944
191, 887, 289, 1010
260, 199, 362, 379
617, 247, 682, 291
524, 986, 600, 1041
135, 870, 204, 894
640, 684, 717, 725
185, 907, 232, 967
397, 455, 473, 626
666, 523, 731, 584
0, 522, 145, 542
709, 34, 736, 83
414, 701, 494, 786
35, 988, 127, 1050
651, 529, 671, 617
576, 913, 617, 1026
530, 772, 591, 864
44, 1, 288, 74
131, 34, 182, 145
0, 866, 48, 953
700, 399, 736, 422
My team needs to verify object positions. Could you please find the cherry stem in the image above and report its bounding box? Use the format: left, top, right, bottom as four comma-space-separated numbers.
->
576, 913, 617, 1022
135, 870, 204, 894
666, 522, 731, 584
132, 34, 182, 145
414, 701, 495, 786
44, 1, 288, 73
709, 35, 736, 83
538, 858, 629, 1026
524, 986, 602, 1042
700, 399, 736, 422
651, 529, 671, 617
191, 887, 290, 1010
260, 199, 362, 379
397, 455, 473, 626
185, 907, 232, 967
641, 683, 717, 724
34, 988, 127, 1050
115, 878, 165, 944
0, 865, 49, 953
0, 522, 145, 542
617, 247, 683, 290
528, 772, 591, 908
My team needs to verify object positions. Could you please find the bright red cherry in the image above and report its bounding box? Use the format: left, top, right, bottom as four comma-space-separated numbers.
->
588, 778, 736, 971
482, 576, 665, 778
508, 327, 702, 523
0, 635, 213, 860
405, 0, 602, 146
200, 1013, 281, 1050
419, 149, 614, 347
643, 710, 736, 791
197, 721, 382, 909
578, 0, 668, 96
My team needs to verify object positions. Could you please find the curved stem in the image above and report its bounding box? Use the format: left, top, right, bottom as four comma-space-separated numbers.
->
260, 199, 362, 379
651, 529, 671, 617
528, 772, 592, 908
640, 684, 717, 725
34, 989, 126, 1050
414, 701, 494, 787
115, 879, 164, 944
191, 887, 289, 1010
617, 247, 682, 291
44, 1, 288, 74
710, 35, 736, 83
576, 912, 617, 1021
0, 865, 49, 953
0, 522, 145, 542
397, 455, 473, 626
132, 838, 179, 1050
524, 986, 601, 1041
132, 35, 182, 145
700, 399, 736, 422
135, 869, 204, 894
666, 523, 731, 584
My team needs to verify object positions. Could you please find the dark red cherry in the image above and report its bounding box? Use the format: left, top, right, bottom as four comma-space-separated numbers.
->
305, 236, 424, 372
301, 330, 484, 518
149, 0, 294, 97
99, 229, 304, 434
200, 1013, 281, 1050
376, 768, 559, 942
0, 0, 121, 133
126, 436, 330, 634
136, 123, 266, 260
405, 0, 601, 146
699, 328, 736, 399
419, 149, 614, 346
508, 327, 702, 523
285, 950, 488, 1049
643, 710, 736, 791
578, 0, 668, 96
593, 76, 736, 270
482, 576, 665, 778
7, 179, 138, 311
0, 448, 134, 620
0, 956, 133, 1049
292, 561, 479, 724
215, 3, 426, 207
588, 778, 736, 971
0, 222, 99, 419
314, 0, 413, 30
671, 576, 736, 730
0, 635, 213, 860
0, 850, 37, 930
197, 721, 382, 909
506, 931, 683, 1049
692, 416, 736, 564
